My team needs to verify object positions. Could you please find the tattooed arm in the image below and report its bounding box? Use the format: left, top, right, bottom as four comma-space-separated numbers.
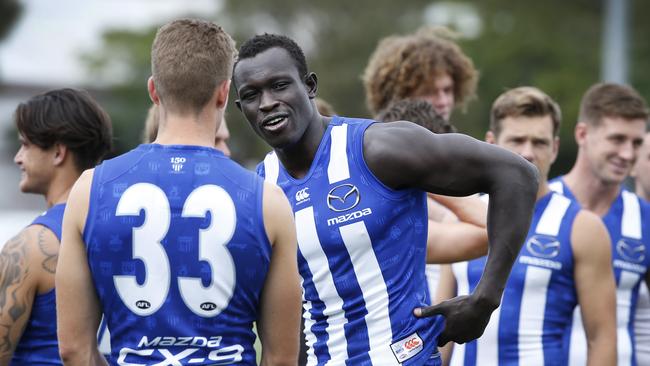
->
0, 224, 58, 365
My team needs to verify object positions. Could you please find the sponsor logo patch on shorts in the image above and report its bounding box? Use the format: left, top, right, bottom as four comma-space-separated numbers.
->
390, 332, 423, 363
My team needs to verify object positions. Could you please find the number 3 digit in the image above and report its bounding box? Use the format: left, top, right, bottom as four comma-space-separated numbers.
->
113, 183, 236, 317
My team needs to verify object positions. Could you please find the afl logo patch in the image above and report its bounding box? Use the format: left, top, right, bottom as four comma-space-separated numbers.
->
327, 184, 360, 212
526, 235, 560, 259
616, 239, 646, 263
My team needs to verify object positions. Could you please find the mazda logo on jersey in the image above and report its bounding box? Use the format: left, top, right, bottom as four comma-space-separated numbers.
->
616, 239, 646, 263
327, 183, 360, 212
526, 235, 560, 259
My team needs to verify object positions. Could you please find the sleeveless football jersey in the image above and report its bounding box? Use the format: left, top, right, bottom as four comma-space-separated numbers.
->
11, 204, 65, 365
84, 144, 270, 365
258, 116, 443, 366
451, 192, 580, 366
549, 178, 650, 366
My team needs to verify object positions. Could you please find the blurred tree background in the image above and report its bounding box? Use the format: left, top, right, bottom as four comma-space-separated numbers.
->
80, 0, 650, 175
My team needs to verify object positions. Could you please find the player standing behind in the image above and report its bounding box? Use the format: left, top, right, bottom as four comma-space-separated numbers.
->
233, 33, 538, 366
439, 87, 617, 366
549, 83, 650, 366
56, 19, 301, 365
0, 88, 112, 365
363, 27, 478, 122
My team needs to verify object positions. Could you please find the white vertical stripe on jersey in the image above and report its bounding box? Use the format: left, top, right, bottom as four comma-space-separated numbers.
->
263, 152, 280, 185
518, 266, 552, 365
327, 124, 350, 184
475, 304, 500, 366
302, 300, 319, 366
548, 180, 564, 195
450, 262, 469, 366
617, 271, 641, 366
535, 193, 570, 236
295, 207, 349, 363
339, 221, 398, 366
621, 191, 642, 239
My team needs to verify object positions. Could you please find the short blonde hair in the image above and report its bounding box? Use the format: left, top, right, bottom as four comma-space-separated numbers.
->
490, 87, 562, 137
152, 19, 236, 114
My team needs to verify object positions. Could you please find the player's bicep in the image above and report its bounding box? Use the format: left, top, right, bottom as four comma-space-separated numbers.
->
572, 211, 616, 339
363, 122, 528, 195
0, 230, 38, 362
259, 182, 301, 364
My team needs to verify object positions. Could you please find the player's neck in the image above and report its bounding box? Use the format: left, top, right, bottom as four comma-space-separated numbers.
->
44, 169, 78, 208
275, 114, 330, 179
563, 160, 620, 216
537, 179, 551, 201
155, 114, 218, 148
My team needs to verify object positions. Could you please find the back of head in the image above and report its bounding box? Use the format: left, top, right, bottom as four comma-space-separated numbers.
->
363, 26, 478, 115
235, 33, 308, 78
490, 86, 561, 137
376, 99, 456, 134
579, 83, 649, 126
14, 88, 113, 171
152, 19, 236, 115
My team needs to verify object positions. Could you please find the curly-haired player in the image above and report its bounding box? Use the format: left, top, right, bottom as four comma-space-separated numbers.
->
363, 27, 478, 121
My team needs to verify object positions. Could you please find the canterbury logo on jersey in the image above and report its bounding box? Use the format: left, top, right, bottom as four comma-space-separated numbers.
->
390, 332, 423, 362
327, 183, 360, 212
295, 188, 310, 204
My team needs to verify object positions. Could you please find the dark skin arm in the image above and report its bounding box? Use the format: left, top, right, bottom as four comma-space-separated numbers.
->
364, 121, 539, 345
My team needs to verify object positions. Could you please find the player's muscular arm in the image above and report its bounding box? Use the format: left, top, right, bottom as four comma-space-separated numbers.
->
56, 170, 107, 366
572, 210, 617, 366
364, 121, 539, 345
0, 228, 39, 365
258, 182, 301, 366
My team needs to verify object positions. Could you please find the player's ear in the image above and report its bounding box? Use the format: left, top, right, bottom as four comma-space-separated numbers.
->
304, 72, 318, 99
52, 143, 68, 167
215, 79, 230, 109
575, 122, 588, 146
148, 76, 160, 105
485, 130, 496, 144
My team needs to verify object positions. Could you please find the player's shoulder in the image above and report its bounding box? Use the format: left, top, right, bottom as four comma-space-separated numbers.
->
571, 208, 610, 256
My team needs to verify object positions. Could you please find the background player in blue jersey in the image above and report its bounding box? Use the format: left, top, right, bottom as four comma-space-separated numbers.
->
233, 34, 538, 365
56, 19, 301, 365
0, 88, 112, 365
439, 86, 617, 366
548, 83, 650, 366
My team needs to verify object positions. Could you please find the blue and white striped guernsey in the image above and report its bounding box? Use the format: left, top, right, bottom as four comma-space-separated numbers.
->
258, 116, 443, 366
549, 177, 650, 366
451, 192, 581, 366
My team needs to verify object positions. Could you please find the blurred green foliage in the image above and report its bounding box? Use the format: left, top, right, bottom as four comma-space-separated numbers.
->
82, 0, 650, 175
